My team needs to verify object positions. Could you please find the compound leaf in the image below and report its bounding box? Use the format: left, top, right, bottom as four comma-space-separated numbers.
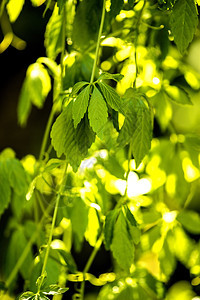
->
72, 85, 90, 128
88, 86, 108, 138
71, 81, 89, 96
170, 0, 198, 54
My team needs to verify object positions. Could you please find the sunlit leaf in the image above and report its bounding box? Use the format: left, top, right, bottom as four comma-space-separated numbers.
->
85, 207, 100, 246
18, 291, 35, 300
164, 85, 192, 105
18, 63, 51, 126
170, 0, 198, 54
6, 0, 25, 22
42, 284, 69, 295
45, 4, 63, 59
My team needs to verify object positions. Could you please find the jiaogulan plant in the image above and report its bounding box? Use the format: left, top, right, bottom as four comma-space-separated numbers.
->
0, 0, 200, 299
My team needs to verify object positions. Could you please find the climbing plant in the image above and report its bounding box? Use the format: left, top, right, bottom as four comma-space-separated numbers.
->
0, 0, 200, 299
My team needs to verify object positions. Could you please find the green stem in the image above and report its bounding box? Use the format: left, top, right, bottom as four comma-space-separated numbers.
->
0, 0, 7, 19
90, 0, 106, 84
5, 199, 55, 289
38, 163, 68, 292
133, 0, 147, 88
60, 4, 66, 90
38, 106, 55, 163
79, 233, 103, 300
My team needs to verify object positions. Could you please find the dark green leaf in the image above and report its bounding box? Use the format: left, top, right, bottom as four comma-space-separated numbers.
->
5, 228, 33, 280
110, 211, 134, 271
164, 85, 192, 105
67, 197, 88, 247
72, 0, 102, 50
0, 281, 6, 291
104, 209, 119, 250
170, 0, 198, 54
0, 169, 11, 216
98, 82, 124, 114
177, 210, 200, 234
98, 72, 124, 82
124, 205, 137, 226
71, 81, 89, 96
72, 85, 90, 128
131, 100, 152, 168
51, 101, 95, 171
57, 249, 77, 273
117, 97, 137, 148
88, 86, 108, 138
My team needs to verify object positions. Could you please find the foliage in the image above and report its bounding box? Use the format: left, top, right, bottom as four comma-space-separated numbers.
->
0, 0, 200, 300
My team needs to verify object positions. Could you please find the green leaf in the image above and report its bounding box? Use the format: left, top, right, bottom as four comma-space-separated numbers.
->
0, 170, 11, 216
72, 0, 102, 50
124, 206, 137, 227
67, 197, 88, 247
117, 97, 137, 148
164, 85, 192, 105
131, 98, 152, 168
56, 249, 77, 273
45, 4, 63, 59
5, 158, 28, 195
51, 101, 95, 171
72, 85, 90, 128
98, 82, 124, 114
88, 86, 108, 138
150, 90, 172, 131
42, 284, 69, 295
57, 0, 67, 13
170, 0, 198, 54
177, 210, 200, 234
98, 72, 124, 82
110, 211, 134, 272
18, 291, 35, 300
71, 81, 89, 96
6, 0, 25, 22
104, 209, 119, 250
30, 0, 46, 7
18, 63, 51, 126
44, 159, 64, 172
5, 228, 33, 280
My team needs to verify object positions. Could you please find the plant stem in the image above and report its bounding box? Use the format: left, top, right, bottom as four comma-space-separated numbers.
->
133, 0, 147, 88
90, 0, 106, 84
5, 198, 55, 289
38, 163, 68, 292
79, 233, 104, 300
38, 106, 55, 163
